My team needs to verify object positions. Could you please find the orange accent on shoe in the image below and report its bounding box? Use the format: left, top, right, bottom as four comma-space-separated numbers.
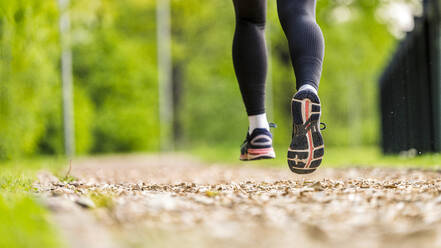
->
248, 148, 274, 154
305, 99, 313, 168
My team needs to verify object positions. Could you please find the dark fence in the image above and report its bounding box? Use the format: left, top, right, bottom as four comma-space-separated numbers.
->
379, 0, 441, 154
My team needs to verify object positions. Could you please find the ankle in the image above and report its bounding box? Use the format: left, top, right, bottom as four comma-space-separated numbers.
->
248, 113, 269, 134
298, 84, 318, 95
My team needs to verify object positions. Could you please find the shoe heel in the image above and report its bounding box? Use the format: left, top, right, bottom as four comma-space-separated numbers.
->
288, 91, 324, 174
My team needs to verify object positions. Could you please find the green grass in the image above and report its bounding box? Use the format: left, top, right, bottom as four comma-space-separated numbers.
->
0, 194, 63, 248
0, 156, 68, 192
0, 156, 68, 248
186, 145, 441, 169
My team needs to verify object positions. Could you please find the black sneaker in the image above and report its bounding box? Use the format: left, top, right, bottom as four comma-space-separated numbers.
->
288, 90, 324, 174
240, 125, 276, 161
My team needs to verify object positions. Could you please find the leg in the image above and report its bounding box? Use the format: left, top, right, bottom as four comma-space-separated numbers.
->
233, 0, 275, 161
232, 0, 268, 116
278, 0, 325, 174
277, 0, 324, 90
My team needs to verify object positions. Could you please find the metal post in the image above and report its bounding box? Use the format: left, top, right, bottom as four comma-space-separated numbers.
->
58, 0, 75, 157
427, 0, 441, 151
156, 0, 173, 151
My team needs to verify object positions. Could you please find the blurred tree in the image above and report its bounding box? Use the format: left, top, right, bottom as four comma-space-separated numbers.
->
171, 0, 246, 148
0, 0, 60, 159
0, 0, 397, 159
71, 0, 159, 153
269, 0, 396, 147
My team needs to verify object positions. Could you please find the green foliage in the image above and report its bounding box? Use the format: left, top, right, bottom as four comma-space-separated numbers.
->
73, 86, 95, 154
0, 0, 397, 159
70, 0, 160, 152
171, 0, 246, 146
0, 194, 63, 248
0, 157, 66, 248
317, 0, 396, 146
0, 0, 160, 159
0, 0, 60, 159
0, 156, 66, 192
268, 0, 396, 147
170, 0, 396, 149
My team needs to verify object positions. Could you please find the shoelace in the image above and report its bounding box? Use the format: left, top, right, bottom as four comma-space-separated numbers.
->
320, 122, 326, 130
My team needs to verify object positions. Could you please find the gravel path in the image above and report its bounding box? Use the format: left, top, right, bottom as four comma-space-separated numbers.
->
35, 154, 441, 248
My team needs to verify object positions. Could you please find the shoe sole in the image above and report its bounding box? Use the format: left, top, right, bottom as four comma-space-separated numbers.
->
288, 91, 324, 174
240, 148, 276, 161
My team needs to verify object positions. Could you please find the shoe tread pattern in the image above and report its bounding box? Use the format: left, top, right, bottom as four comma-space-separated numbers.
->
288, 91, 324, 174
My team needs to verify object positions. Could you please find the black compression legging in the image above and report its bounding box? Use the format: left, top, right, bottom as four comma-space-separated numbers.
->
232, 0, 325, 115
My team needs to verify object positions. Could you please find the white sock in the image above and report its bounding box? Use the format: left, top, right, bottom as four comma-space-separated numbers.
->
298, 84, 318, 95
248, 113, 270, 134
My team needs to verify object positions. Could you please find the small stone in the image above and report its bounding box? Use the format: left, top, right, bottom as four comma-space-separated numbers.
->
75, 197, 96, 209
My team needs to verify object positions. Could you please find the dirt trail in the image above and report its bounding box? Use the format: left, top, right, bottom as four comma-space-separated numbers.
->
35, 154, 441, 248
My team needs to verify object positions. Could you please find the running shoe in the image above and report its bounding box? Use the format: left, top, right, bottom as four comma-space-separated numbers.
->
240, 124, 276, 161
288, 90, 324, 174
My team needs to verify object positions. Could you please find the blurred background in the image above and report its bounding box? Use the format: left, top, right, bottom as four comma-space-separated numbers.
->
0, 0, 429, 162
4, 2, 441, 247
